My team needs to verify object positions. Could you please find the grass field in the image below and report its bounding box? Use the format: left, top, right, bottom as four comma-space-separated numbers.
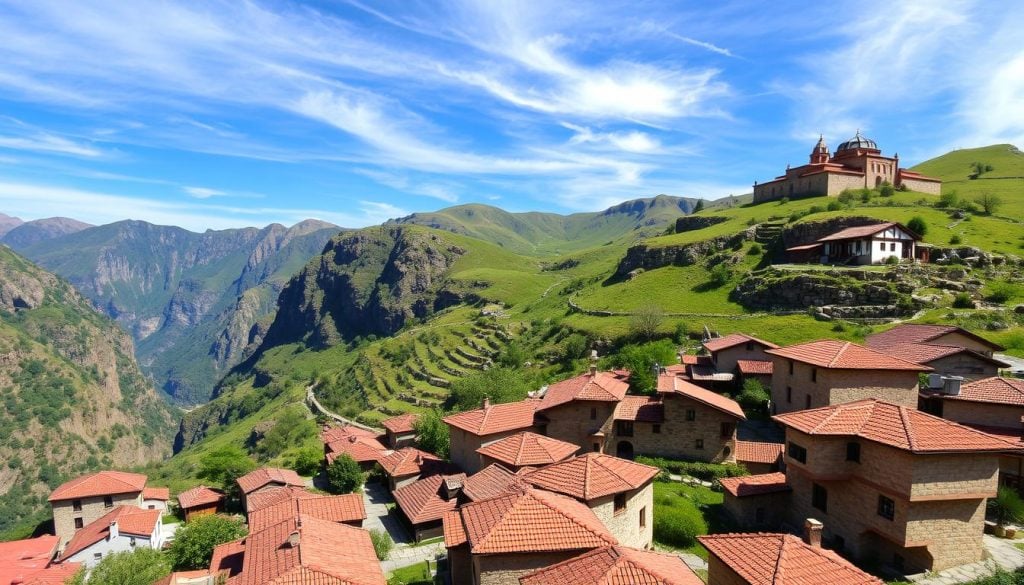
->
653, 480, 729, 559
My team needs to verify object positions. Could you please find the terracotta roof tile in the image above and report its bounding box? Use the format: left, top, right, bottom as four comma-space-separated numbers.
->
719, 473, 791, 497
246, 486, 318, 514
477, 432, 580, 467
457, 487, 616, 554
539, 371, 630, 410
392, 474, 465, 525
699, 533, 883, 585
20, 562, 82, 585
319, 425, 381, 443
59, 506, 159, 561
248, 493, 365, 532
210, 538, 246, 578
939, 376, 1024, 406
48, 470, 147, 502
737, 360, 774, 375
227, 515, 384, 585
462, 464, 528, 502
177, 485, 225, 510
142, 487, 170, 501
0, 535, 60, 585
520, 545, 702, 585
866, 324, 1004, 352
381, 413, 419, 434
656, 375, 746, 420
236, 468, 305, 495
325, 434, 389, 465
765, 340, 931, 371
523, 453, 658, 501
442, 510, 467, 547
152, 570, 214, 585
703, 334, 779, 353
378, 447, 447, 478
874, 343, 1008, 368
816, 222, 903, 242
734, 441, 784, 465
688, 365, 734, 382
773, 399, 1022, 453
443, 400, 539, 436
613, 396, 665, 423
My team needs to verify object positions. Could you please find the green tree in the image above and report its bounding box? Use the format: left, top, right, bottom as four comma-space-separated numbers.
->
414, 409, 450, 459
707, 263, 732, 288
560, 333, 589, 363
737, 378, 770, 412
168, 514, 247, 570
692, 199, 705, 213
611, 340, 679, 393
198, 445, 257, 503
326, 454, 364, 494
989, 486, 1024, 528
629, 304, 664, 341
976, 192, 1003, 215
448, 367, 533, 412
496, 341, 527, 368
256, 407, 316, 460
906, 216, 927, 237
291, 446, 323, 476
67, 548, 170, 585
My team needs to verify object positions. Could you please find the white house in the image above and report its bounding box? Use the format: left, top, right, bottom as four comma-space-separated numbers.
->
786, 222, 923, 265
141, 487, 170, 513
57, 506, 164, 569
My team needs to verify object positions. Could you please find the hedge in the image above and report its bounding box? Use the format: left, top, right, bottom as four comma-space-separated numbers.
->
636, 456, 749, 484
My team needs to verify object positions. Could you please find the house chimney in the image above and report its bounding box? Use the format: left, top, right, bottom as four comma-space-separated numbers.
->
804, 518, 823, 548
287, 530, 301, 548
108, 521, 119, 540
590, 364, 598, 376
482, 397, 491, 410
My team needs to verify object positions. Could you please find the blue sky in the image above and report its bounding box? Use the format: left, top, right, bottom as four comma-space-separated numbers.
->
0, 0, 1021, 231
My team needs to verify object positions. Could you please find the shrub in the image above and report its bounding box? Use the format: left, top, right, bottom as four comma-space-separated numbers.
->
636, 456, 748, 483
67, 549, 171, 585
976, 193, 1003, 215
778, 197, 790, 205
370, 529, 393, 560
737, 379, 770, 412
449, 367, 533, 412
837, 190, 856, 205
415, 409, 450, 458
952, 292, 975, 309
291, 446, 323, 476
879, 183, 895, 197
808, 205, 825, 215
673, 322, 689, 345
987, 283, 1019, 304
937, 190, 959, 208
747, 243, 762, 256
168, 515, 247, 570
653, 504, 708, 548
826, 201, 843, 211
629, 304, 665, 341
950, 235, 963, 245
611, 340, 679, 393
707, 263, 732, 288
326, 454, 364, 494
884, 255, 899, 265
906, 216, 927, 236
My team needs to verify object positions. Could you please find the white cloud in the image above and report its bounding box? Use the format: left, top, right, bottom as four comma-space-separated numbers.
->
183, 186, 226, 199
666, 33, 735, 58
563, 123, 662, 153
0, 133, 103, 157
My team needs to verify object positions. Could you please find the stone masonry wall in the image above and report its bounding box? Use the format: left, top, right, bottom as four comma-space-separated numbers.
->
542, 402, 616, 454
53, 492, 142, 548
476, 550, 586, 585
628, 395, 738, 463
942, 400, 1024, 430
589, 482, 654, 549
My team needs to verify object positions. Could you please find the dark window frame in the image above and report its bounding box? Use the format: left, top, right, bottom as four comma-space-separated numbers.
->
812, 483, 828, 513
685, 409, 696, 421
616, 420, 635, 437
788, 442, 807, 463
695, 439, 705, 450
877, 495, 895, 520
846, 442, 861, 463
613, 493, 627, 515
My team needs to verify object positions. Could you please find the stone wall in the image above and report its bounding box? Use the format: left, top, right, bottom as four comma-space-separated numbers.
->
900, 177, 942, 195
770, 359, 919, 415
541, 402, 617, 454
476, 550, 587, 585
723, 489, 790, 529
927, 354, 999, 380
706, 554, 753, 585
732, 268, 913, 314
53, 492, 143, 548
627, 394, 739, 463
449, 426, 541, 475
713, 344, 773, 374
675, 215, 728, 233
589, 482, 654, 549
941, 400, 1024, 429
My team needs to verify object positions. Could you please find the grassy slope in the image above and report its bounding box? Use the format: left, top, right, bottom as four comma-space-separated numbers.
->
912, 144, 1024, 216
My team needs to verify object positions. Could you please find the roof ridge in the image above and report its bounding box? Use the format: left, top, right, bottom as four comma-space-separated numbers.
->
591, 455, 632, 493
529, 490, 614, 545
772, 534, 789, 585
896, 404, 916, 451
829, 342, 851, 368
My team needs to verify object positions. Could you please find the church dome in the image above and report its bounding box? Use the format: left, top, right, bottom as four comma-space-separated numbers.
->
836, 130, 878, 152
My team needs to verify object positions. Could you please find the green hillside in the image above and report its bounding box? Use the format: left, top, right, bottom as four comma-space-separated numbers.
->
912, 144, 1024, 216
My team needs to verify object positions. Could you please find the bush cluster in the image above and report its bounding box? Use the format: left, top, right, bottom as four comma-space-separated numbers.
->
636, 456, 748, 483
653, 504, 708, 548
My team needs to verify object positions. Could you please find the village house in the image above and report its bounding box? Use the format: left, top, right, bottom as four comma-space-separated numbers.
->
141, 487, 169, 512
378, 446, 454, 491
699, 523, 884, 585
703, 333, 779, 379
444, 399, 541, 474
48, 470, 164, 549
476, 431, 579, 472
247, 491, 365, 532
534, 368, 629, 454
392, 473, 467, 542
867, 324, 1007, 380
765, 340, 930, 414
208, 514, 385, 584
321, 425, 389, 470
235, 467, 305, 513
919, 376, 1024, 493
645, 375, 746, 463
461, 464, 528, 503
733, 440, 784, 475
719, 472, 792, 530
785, 222, 925, 265
381, 413, 419, 449
57, 506, 164, 569
0, 535, 80, 585
753, 132, 941, 203
176, 485, 226, 522
736, 359, 773, 390
519, 545, 702, 585
764, 400, 1016, 573
443, 486, 617, 585
522, 453, 657, 550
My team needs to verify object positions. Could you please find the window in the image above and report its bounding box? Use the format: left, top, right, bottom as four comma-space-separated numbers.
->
93, 553, 102, 561
805, 394, 811, 409
880, 242, 885, 251
74, 518, 84, 529
720, 422, 735, 438
103, 496, 113, 508
652, 424, 661, 434
685, 409, 696, 421
810, 368, 817, 382
72, 499, 82, 512
788, 442, 807, 463
788, 360, 794, 375
129, 537, 137, 547
148, 505, 156, 510
812, 483, 828, 513
877, 495, 895, 520
590, 407, 597, 420
846, 442, 861, 463
890, 242, 896, 252
695, 439, 704, 449
640, 507, 646, 528
616, 421, 634, 437
786, 386, 792, 403
613, 493, 627, 515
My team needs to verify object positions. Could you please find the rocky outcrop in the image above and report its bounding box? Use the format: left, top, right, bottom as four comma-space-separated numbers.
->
614, 228, 754, 279
675, 215, 727, 233
780, 216, 892, 249
730, 267, 917, 315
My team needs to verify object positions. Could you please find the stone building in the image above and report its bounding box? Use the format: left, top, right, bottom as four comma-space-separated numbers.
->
719, 472, 791, 530
867, 324, 1007, 380
867, 324, 1004, 358
751, 399, 1016, 574
381, 413, 419, 449
534, 368, 630, 454
476, 431, 579, 472
235, 468, 305, 513
321, 425, 389, 471
57, 506, 164, 569
765, 340, 929, 414
733, 440, 784, 475
752, 132, 941, 203
703, 333, 779, 375
444, 399, 541, 474
785, 223, 924, 265
378, 447, 453, 491
246, 491, 365, 532
522, 453, 658, 550
640, 375, 746, 462
48, 471, 156, 549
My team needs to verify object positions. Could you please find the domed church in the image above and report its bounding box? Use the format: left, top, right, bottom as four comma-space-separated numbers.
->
752, 132, 941, 203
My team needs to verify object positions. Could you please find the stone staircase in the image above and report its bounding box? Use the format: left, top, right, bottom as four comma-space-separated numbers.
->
755, 221, 785, 245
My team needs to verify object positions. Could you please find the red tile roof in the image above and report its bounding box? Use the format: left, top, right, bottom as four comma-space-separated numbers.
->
442, 510, 467, 547
817, 222, 909, 242
477, 432, 580, 467
59, 507, 160, 561
152, 570, 214, 585
945, 376, 1024, 406
227, 515, 385, 585
177, 485, 225, 510
539, 371, 630, 410
320, 425, 381, 443
699, 533, 883, 585
378, 447, 445, 478
703, 333, 779, 353
773, 399, 1023, 453
246, 486, 318, 514
381, 413, 419, 434
462, 464, 527, 502
443, 400, 539, 436
142, 486, 170, 501
325, 433, 389, 465
866, 324, 1004, 352
392, 474, 465, 525
0, 535, 60, 585
736, 359, 774, 375
236, 468, 305, 495
613, 395, 665, 423
520, 545, 702, 585
523, 453, 659, 501
20, 562, 82, 585
449, 487, 616, 554
210, 538, 246, 579
656, 375, 746, 420
765, 340, 931, 371
248, 493, 365, 532
874, 343, 1008, 368
48, 470, 147, 502
719, 473, 791, 497
734, 441, 784, 465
